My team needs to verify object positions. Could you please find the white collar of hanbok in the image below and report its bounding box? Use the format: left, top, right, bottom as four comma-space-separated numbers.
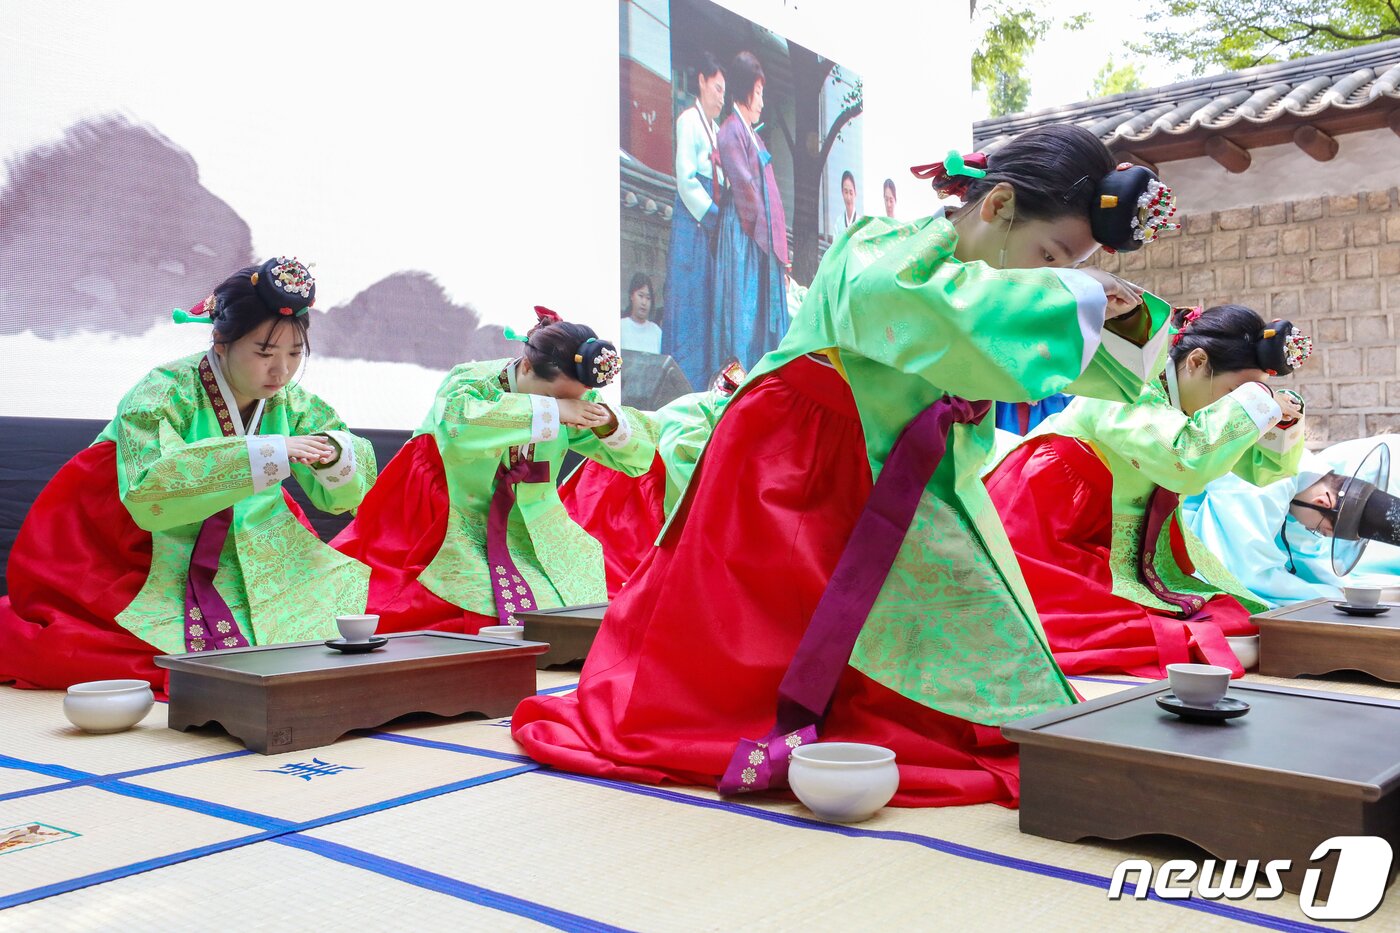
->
204, 349, 265, 436
506, 358, 521, 394
1164, 360, 1183, 410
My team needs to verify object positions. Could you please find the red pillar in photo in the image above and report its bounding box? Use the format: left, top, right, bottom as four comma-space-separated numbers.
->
620, 0, 673, 174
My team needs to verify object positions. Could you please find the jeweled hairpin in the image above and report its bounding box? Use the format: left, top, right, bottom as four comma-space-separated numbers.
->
591, 346, 622, 386
1131, 180, 1181, 244
1284, 330, 1313, 370
268, 257, 314, 300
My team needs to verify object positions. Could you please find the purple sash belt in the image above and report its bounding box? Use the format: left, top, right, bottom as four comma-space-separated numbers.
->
486, 458, 551, 626
718, 395, 991, 795
1140, 486, 1240, 672
183, 507, 250, 652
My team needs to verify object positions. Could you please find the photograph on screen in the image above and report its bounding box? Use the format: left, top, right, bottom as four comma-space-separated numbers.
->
619, 0, 864, 409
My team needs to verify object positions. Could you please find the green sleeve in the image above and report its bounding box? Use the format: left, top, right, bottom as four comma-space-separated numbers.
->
1075, 382, 1287, 495
1231, 418, 1307, 486
282, 388, 378, 515
830, 217, 1108, 400
112, 379, 255, 533
429, 374, 551, 460
656, 392, 725, 507
566, 399, 656, 478
1064, 293, 1173, 403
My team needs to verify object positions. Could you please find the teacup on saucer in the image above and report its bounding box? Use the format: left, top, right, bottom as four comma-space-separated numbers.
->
1343, 585, 1383, 608
1165, 662, 1231, 707
336, 614, 379, 643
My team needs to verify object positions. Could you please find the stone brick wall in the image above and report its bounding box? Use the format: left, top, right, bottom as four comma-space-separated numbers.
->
1092, 186, 1400, 447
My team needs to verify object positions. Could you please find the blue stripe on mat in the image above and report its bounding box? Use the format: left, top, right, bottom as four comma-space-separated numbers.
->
367, 731, 533, 764
538, 771, 1332, 933
0, 755, 538, 914
536, 682, 580, 696
0, 750, 253, 803
295, 764, 539, 830
0, 830, 280, 910
352, 733, 1332, 931
1069, 675, 1154, 687
275, 834, 633, 933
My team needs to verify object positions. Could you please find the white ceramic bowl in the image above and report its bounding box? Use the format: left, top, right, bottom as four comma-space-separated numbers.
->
336, 614, 379, 643
63, 680, 155, 734
478, 625, 524, 640
1166, 663, 1232, 707
787, 742, 898, 823
1343, 585, 1383, 608
1225, 635, 1260, 671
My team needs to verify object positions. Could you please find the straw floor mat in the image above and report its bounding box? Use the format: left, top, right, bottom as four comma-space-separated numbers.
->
3, 667, 1398, 931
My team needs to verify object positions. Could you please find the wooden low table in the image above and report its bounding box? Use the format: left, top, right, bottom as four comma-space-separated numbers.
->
514, 602, 607, 668
1253, 597, 1400, 682
155, 631, 546, 754
1004, 681, 1400, 895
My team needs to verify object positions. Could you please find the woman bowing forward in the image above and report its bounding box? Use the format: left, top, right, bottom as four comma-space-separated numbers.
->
334, 307, 655, 633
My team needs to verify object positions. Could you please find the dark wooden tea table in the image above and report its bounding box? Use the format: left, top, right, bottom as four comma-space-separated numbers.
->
514, 602, 608, 668
1252, 597, 1400, 682
1004, 680, 1400, 894
155, 631, 545, 753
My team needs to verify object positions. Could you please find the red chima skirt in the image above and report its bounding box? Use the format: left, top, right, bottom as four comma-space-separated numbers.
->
985, 434, 1255, 679
513, 356, 1022, 808
559, 455, 667, 598
0, 442, 320, 695
331, 435, 497, 634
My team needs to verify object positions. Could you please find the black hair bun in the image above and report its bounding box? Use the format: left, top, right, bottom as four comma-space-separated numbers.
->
573, 338, 622, 388
1090, 166, 1179, 253
1255, 319, 1313, 376
252, 257, 315, 316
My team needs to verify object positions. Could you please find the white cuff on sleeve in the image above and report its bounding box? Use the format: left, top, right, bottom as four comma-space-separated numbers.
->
309, 429, 358, 489
247, 435, 291, 493
600, 407, 634, 450
1258, 416, 1305, 455
1230, 382, 1283, 433
1098, 315, 1171, 384
530, 396, 560, 443
1051, 268, 1107, 372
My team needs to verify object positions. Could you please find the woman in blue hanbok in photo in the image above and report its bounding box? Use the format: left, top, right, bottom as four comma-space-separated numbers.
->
662, 51, 726, 392
712, 50, 789, 379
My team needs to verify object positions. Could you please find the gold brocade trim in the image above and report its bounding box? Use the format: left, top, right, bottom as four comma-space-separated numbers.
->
123, 441, 251, 502
440, 376, 535, 430
1140, 408, 1257, 459
118, 504, 370, 652
848, 488, 1074, 725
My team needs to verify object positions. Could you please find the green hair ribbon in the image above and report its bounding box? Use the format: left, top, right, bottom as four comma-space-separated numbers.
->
172, 309, 214, 325
502, 326, 530, 343
944, 150, 986, 180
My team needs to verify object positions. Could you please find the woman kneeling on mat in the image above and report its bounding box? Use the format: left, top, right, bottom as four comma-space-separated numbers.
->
986, 304, 1311, 678
333, 306, 655, 633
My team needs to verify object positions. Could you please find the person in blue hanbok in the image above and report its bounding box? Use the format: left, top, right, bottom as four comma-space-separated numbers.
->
712, 50, 789, 378
995, 394, 1074, 435
1184, 435, 1400, 606
662, 51, 726, 391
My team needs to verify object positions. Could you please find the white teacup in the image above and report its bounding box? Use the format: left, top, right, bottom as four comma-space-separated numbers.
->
335, 614, 379, 644
1225, 635, 1260, 671
478, 625, 524, 640
1166, 662, 1232, 707
1343, 585, 1383, 608
787, 742, 899, 823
